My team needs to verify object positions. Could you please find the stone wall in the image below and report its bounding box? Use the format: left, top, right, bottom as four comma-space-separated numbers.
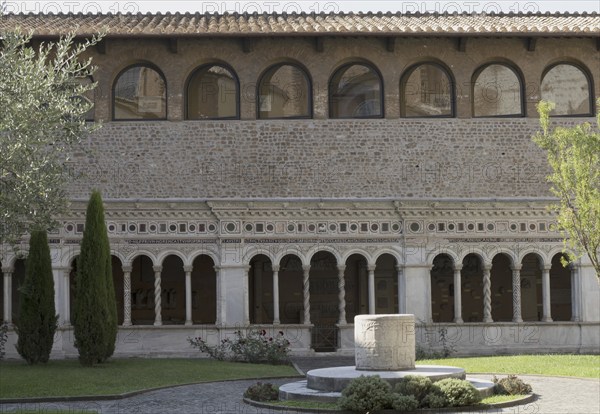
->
68, 117, 595, 199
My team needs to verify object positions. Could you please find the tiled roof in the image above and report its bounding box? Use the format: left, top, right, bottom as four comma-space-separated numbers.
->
1, 12, 598, 37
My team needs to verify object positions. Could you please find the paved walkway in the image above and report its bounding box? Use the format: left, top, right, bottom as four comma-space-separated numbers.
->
1, 357, 598, 413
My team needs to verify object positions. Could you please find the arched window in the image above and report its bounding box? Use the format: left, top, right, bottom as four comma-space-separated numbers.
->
329, 63, 383, 118
541, 63, 593, 116
401, 63, 454, 117
258, 64, 311, 119
473, 64, 523, 117
187, 64, 238, 119
113, 64, 166, 120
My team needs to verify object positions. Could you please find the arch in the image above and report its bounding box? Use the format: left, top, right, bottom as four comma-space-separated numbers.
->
520, 252, 544, 321
341, 248, 372, 265
472, 62, 524, 117
431, 253, 455, 323
427, 249, 460, 266
309, 251, 339, 351
344, 253, 369, 323
372, 248, 403, 266
550, 253, 572, 321
191, 254, 217, 324
306, 246, 342, 266
108, 249, 128, 267
160, 254, 186, 324
257, 62, 312, 119
243, 247, 276, 265
249, 254, 274, 324
156, 250, 188, 267
113, 62, 167, 120
517, 249, 547, 266
127, 250, 159, 266
189, 249, 220, 268
185, 63, 239, 120
61, 248, 81, 268
461, 253, 484, 322
400, 61, 455, 117
541, 62, 594, 116
490, 253, 513, 322
130, 254, 156, 325
278, 253, 304, 324
374, 253, 399, 314
329, 60, 384, 118
487, 247, 517, 265
274, 248, 306, 266
458, 248, 487, 265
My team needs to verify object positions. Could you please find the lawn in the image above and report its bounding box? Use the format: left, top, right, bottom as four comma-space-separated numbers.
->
0, 358, 298, 399
419, 354, 600, 378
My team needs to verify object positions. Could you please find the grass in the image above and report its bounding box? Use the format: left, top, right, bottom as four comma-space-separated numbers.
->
0, 358, 298, 399
418, 354, 600, 378
481, 394, 529, 404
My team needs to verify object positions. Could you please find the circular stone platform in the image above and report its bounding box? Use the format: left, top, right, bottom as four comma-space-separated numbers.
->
307, 365, 466, 392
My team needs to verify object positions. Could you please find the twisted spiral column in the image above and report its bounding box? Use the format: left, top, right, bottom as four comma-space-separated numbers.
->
511, 264, 523, 323
122, 265, 132, 326
483, 264, 493, 323
153, 265, 163, 326
337, 265, 346, 325
302, 265, 311, 325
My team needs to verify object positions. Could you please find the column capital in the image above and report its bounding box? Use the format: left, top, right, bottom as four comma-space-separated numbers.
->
183, 265, 193, 273
395, 264, 404, 272
302, 264, 311, 272
337, 265, 346, 272
367, 264, 377, 272
1, 267, 13, 274
483, 263, 492, 272
272, 264, 280, 272
122, 265, 132, 273
53, 266, 70, 272
511, 264, 522, 271
453, 264, 463, 272
152, 265, 163, 273
541, 264, 552, 272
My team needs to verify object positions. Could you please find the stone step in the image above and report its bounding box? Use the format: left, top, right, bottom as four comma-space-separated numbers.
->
307, 365, 466, 392
279, 376, 496, 403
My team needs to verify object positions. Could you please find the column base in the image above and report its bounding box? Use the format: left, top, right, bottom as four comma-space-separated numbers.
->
185, 321, 193, 326
483, 318, 493, 323
122, 322, 132, 327
513, 318, 523, 323
453, 318, 463, 324
542, 317, 553, 322
154, 321, 162, 326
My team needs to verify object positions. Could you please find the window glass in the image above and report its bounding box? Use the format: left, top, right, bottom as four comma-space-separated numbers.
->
114, 65, 166, 120
258, 64, 311, 119
188, 65, 238, 119
330, 64, 382, 118
541, 64, 591, 116
473, 64, 522, 117
403, 64, 452, 117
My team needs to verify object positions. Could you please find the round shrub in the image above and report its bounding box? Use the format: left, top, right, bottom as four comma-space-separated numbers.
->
422, 391, 448, 408
394, 375, 434, 403
339, 375, 393, 412
390, 394, 419, 412
433, 378, 482, 407
243, 382, 279, 401
493, 375, 533, 395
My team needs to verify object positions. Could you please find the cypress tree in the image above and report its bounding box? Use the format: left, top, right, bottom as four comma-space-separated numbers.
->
15, 230, 58, 364
73, 190, 117, 365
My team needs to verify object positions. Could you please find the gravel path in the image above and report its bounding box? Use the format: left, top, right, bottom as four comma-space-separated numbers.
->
1, 357, 598, 413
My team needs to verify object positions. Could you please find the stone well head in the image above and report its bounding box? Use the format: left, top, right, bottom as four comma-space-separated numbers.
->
354, 314, 416, 371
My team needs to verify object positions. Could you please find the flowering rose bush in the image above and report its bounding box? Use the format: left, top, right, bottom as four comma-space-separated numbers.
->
188, 329, 290, 364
